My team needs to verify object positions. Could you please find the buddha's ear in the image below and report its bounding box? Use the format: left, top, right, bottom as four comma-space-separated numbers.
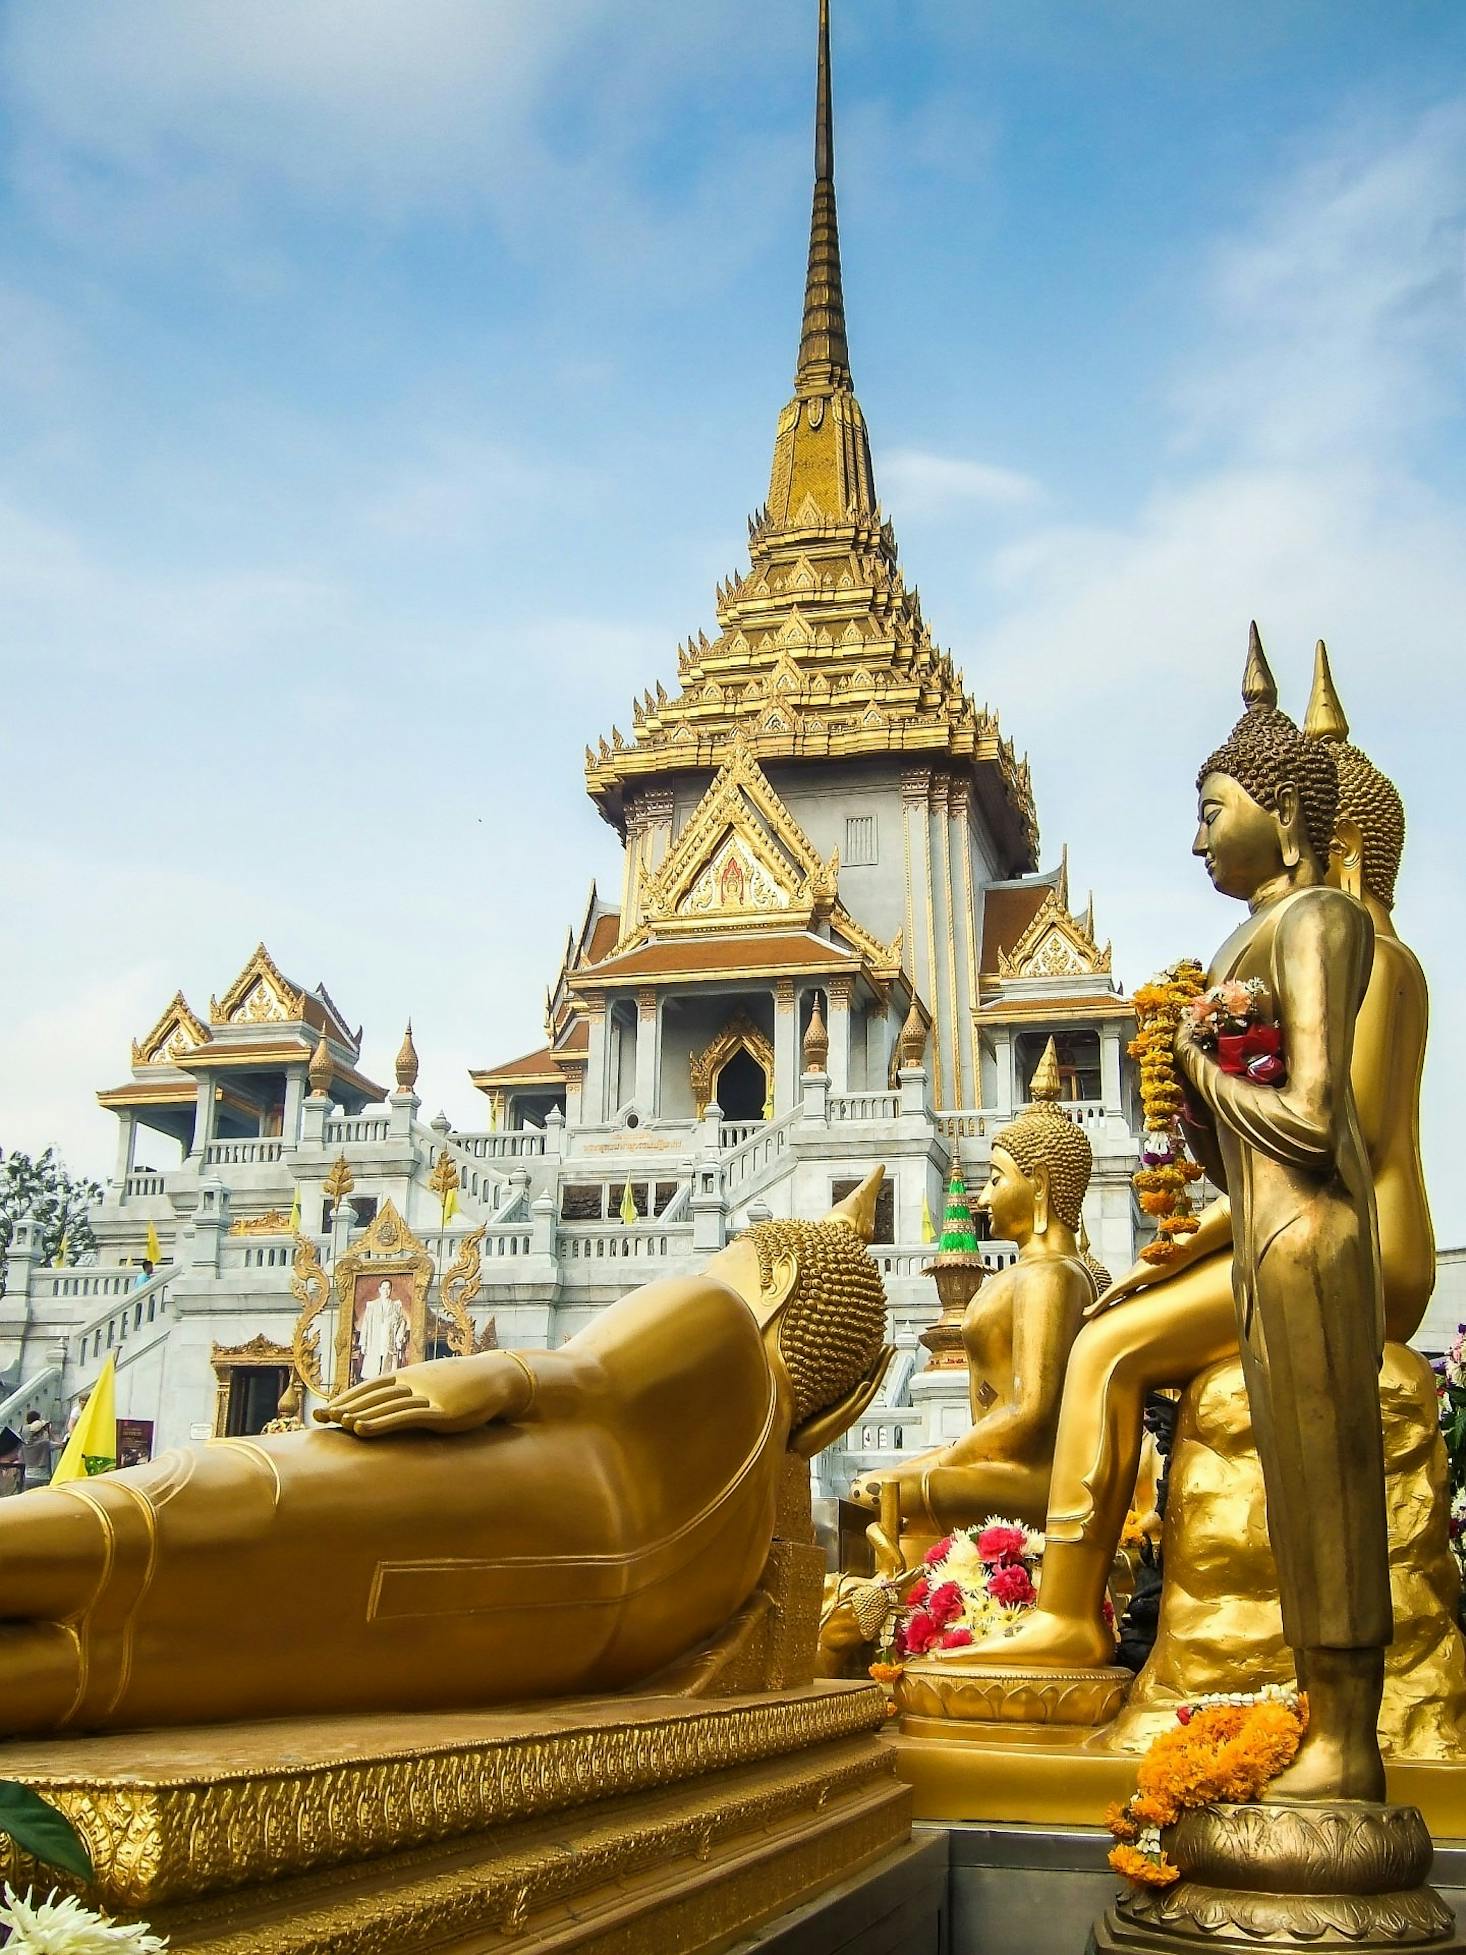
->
1333, 816, 1364, 901
1275, 780, 1305, 870
759, 1248, 799, 1323
788, 1345, 896, 1459
1031, 1160, 1051, 1238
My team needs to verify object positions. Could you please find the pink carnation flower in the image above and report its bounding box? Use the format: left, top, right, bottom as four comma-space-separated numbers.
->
938, 1627, 974, 1650
903, 1609, 938, 1656
978, 1523, 1028, 1565
923, 1536, 954, 1567
927, 1580, 964, 1629
987, 1563, 1036, 1607
904, 1575, 930, 1608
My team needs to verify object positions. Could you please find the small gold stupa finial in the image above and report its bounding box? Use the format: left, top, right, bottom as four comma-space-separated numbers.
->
1304, 639, 1350, 745
1241, 620, 1279, 711
802, 992, 829, 1073
1028, 1036, 1062, 1104
825, 1164, 883, 1243
395, 1021, 420, 1093
322, 1153, 355, 1204
308, 1035, 333, 1099
896, 996, 928, 1070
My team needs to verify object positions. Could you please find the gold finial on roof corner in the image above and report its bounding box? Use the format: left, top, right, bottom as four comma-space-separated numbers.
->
395, 1021, 420, 1093
1304, 639, 1350, 745
1241, 620, 1278, 711
1028, 1036, 1062, 1104
308, 1034, 333, 1098
825, 1163, 883, 1243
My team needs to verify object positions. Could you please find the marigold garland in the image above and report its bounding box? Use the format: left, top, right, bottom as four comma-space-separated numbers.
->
1106, 1687, 1307, 1887
1130, 960, 1207, 1265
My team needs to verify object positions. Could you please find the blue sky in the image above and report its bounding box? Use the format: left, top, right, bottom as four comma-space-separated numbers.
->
3, 2, 1465, 1234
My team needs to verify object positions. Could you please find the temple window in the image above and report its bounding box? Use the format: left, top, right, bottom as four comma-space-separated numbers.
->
844, 813, 878, 866
1016, 1029, 1100, 1103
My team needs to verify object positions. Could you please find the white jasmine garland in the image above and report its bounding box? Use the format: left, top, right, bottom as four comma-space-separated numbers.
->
0, 1884, 168, 1952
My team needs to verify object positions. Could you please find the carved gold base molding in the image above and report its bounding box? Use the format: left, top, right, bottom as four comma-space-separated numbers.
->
0, 1685, 910, 1954
896, 1656, 1132, 1729
1091, 1802, 1464, 1955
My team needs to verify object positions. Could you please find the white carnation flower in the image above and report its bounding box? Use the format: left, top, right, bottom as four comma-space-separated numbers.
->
0, 1885, 168, 1952
940, 1534, 983, 1578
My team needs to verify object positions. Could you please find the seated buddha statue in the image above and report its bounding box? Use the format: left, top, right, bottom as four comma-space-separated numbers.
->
0, 1174, 891, 1736
962, 640, 1423, 1791
849, 1040, 1097, 1540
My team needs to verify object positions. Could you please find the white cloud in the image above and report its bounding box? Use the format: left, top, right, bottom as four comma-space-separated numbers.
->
882, 448, 1042, 515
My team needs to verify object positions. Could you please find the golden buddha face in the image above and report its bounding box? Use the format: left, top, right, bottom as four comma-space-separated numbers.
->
1193, 770, 1300, 902
978, 1145, 1039, 1243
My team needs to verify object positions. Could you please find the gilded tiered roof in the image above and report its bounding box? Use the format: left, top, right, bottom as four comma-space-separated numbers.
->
584, 0, 1038, 876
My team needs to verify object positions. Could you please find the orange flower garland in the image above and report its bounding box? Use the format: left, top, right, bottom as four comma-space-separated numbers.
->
1106, 1687, 1307, 1886
1130, 960, 1207, 1265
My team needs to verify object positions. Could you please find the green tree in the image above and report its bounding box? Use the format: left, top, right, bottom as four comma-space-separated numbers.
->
0, 1147, 102, 1294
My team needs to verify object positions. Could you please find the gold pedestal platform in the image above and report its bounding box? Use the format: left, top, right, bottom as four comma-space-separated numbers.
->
886, 1723, 1466, 1840
0, 1683, 910, 1954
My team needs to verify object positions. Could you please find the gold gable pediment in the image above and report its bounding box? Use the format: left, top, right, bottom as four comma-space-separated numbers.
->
633, 739, 837, 938
998, 889, 1112, 980
132, 992, 211, 1068
210, 944, 306, 1027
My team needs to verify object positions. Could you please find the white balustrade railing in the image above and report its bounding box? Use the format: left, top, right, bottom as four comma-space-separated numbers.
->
827, 1091, 900, 1123
228, 1240, 297, 1272
936, 1102, 1108, 1139
74, 1269, 174, 1367
559, 1224, 694, 1263
204, 1137, 284, 1167
419, 1227, 534, 1261
34, 1267, 134, 1303
445, 1130, 547, 1160
874, 1240, 1018, 1281
122, 1171, 166, 1198
718, 1121, 762, 1149
721, 1105, 797, 1196
323, 1114, 391, 1145
854, 1419, 914, 1452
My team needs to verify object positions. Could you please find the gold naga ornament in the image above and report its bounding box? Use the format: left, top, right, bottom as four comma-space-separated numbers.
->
0, 1173, 892, 1736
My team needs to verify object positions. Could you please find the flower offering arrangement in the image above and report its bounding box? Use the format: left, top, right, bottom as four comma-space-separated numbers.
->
1130, 960, 1207, 1265
878, 1519, 1043, 1663
1105, 1686, 1307, 1888
1181, 977, 1286, 1085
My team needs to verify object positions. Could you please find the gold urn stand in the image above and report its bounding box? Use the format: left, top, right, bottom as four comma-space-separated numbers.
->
1091, 1802, 1465, 1955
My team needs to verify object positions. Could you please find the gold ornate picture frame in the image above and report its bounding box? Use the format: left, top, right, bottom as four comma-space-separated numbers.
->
330, 1201, 433, 1392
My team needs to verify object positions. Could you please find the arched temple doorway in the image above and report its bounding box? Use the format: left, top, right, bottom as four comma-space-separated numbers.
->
716, 1046, 768, 1121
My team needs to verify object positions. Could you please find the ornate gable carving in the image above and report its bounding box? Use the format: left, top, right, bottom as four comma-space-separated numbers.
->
634, 739, 836, 936
998, 887, 1112, 981
133, 992, 211, 1067
210, 944, 306, 1026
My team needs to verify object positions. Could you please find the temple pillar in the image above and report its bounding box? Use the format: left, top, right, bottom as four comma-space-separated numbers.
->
282, 1068, 307, 1145
388, 1090, 418, 1142
188, 1182, 230, 1274
773, 980, 798, 1116
633, 988, 659, 1117
300, 1092, 328, 1149
112, 1112, 138, 1193
189, 1078, 217, 1162
826, 977, 853, 1096
1100, 1027, 1123, 1112
583, 1002, 610, 1125
992, 1027, 1015, 1115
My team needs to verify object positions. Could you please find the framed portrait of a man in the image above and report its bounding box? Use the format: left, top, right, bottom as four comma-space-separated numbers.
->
330, 1201, 433, 1394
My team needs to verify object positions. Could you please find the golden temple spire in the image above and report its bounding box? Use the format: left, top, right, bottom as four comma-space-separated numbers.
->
796, 0, 850, 396
1241, 620, 1279, 711
1304, 639, 1350, 745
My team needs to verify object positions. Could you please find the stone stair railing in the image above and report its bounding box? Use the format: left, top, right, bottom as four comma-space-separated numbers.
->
720, 1105, 801, 1205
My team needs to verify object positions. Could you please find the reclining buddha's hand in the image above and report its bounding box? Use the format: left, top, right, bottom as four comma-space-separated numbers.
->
316, 1352, 535, 1438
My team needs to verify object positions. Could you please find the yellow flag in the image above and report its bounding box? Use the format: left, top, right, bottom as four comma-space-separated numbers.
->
443, 1185, 459, 1225
921, 1193, 936, 1244
52, 1229, 70, 1268
288, 1185, 302, 1233
619, 1177, 637, 1225
52, 1355, 118, 1484
145, 1220, 163, 1266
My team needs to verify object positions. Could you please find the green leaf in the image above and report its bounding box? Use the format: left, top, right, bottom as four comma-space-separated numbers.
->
0, 1779, 94, 1879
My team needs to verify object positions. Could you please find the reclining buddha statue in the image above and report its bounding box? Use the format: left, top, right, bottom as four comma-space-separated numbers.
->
0, 1172, 892, 1736
849, 1041, 1099, 1541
